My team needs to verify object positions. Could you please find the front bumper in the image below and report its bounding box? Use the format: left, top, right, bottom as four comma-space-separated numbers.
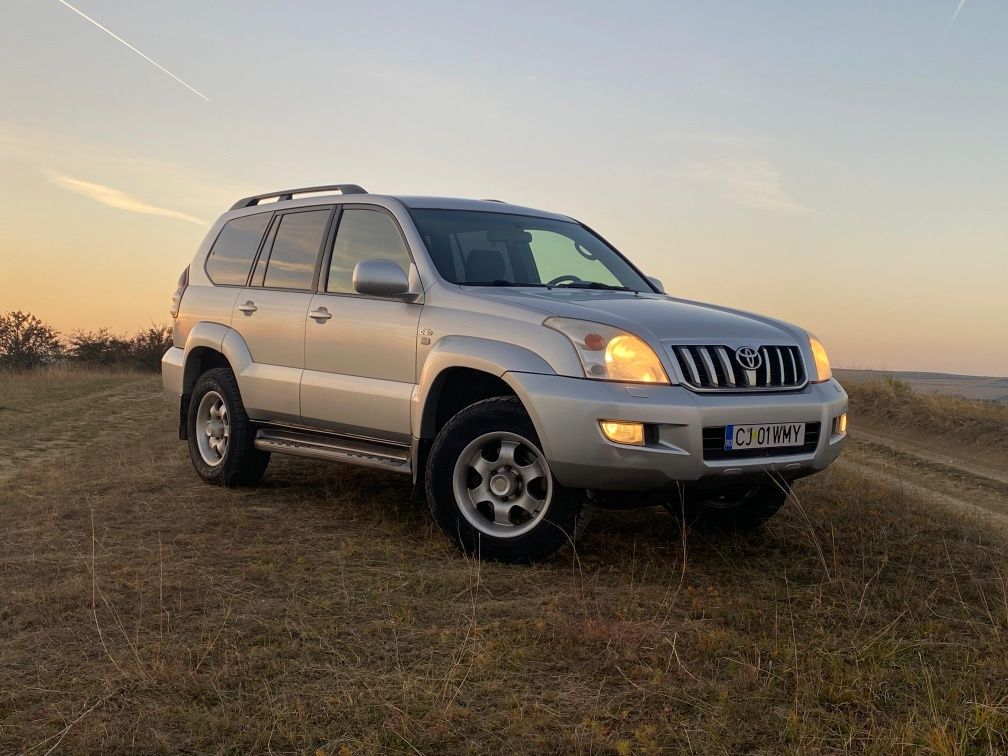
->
506, 372, 848, 491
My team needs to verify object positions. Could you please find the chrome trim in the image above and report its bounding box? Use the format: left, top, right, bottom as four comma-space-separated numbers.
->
698, 348, 720, 387
680, 348, 702, 385
665, 342, 809, 394
254, 428, 411, 474
714, 347, 736, 387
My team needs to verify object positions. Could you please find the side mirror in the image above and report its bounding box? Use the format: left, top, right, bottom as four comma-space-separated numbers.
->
353, 259, 411, 298
647, 276, 665, 294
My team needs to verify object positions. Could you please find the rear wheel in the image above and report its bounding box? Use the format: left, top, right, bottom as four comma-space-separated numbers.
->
187, 367, 269, 487
426, 397, 590, 562
665, 481, 790, 532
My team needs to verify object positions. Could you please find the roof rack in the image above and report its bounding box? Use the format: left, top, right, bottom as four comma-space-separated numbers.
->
230, 184, 368, 211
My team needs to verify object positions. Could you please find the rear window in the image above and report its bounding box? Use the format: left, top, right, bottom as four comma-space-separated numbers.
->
261, 209, 332, 290
205, 213, 271, 286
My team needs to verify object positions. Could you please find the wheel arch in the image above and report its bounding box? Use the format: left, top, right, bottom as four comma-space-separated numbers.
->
414, 336, 555, 443
177, 323, 254, 438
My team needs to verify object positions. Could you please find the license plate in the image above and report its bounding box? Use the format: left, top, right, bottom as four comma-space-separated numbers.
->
724, 422, 805, 451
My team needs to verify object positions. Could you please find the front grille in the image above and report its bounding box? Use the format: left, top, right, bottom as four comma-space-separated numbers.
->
669, 344, 807, 391
702, 422, 821, 460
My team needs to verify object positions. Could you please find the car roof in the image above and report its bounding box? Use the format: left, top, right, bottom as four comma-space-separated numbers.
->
224, 192, 576, 224
390, 195, 575, 222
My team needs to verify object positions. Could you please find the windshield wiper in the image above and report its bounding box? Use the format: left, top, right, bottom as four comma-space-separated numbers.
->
555, 281, 635, 292
465, 280, 549, 287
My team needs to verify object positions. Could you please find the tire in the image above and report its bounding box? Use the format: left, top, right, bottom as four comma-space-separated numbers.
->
665, 480, 790, 532
425, 397, 590, 562
186, 367, 270, 487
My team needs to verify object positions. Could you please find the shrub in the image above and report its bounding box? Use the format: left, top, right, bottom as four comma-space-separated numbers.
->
69, 325, 172, 372
0, 311, 63, 371
129, 325, 173, 372
67, 329, 131, 368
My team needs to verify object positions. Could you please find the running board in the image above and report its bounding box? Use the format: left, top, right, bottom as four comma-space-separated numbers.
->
254, 428, 411, 474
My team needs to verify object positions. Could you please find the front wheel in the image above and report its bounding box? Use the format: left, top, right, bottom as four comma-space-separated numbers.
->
665, 480, 790, 532
186, 367, 270, 487
426, 397, 590, 562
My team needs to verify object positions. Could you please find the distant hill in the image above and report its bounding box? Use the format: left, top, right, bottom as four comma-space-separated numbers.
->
835, 368, 1008, 404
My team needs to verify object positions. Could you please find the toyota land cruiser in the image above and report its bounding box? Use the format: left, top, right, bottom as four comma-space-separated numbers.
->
162, 184, 848, 561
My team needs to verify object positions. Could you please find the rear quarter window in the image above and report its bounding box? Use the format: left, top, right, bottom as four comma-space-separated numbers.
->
205, 213, 272, 286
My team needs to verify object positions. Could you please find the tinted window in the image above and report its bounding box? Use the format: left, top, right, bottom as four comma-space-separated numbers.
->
205, 213, 271, 286
327, 208, 412, 294
409, 209, 652, 291
262, 209, 331, 290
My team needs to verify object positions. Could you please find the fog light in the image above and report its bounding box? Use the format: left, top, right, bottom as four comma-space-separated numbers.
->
834, 412, 848, 435
599, 420, 645, 446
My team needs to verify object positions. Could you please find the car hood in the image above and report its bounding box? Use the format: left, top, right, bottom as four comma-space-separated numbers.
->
470, 287, 807, 345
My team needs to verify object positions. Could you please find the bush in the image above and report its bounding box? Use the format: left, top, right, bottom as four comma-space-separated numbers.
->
67, 329, 131, 368
69, 325, 172, 372
129, 325, 173, 372
0, 311, 63, 371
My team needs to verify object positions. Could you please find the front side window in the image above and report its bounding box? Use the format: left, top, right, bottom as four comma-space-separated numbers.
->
261, 209, 331, 290
409, 209, 652, 292
205, 213, 271, 286
327, 208, 412, 294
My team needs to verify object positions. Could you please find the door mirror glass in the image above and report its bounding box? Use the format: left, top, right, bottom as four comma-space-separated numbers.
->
647, 276, 665, 294
353, 259, 410, 297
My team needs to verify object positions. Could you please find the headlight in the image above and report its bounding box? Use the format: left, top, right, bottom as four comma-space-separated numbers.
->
808, 334, 832, 382
545, 318, 670, 384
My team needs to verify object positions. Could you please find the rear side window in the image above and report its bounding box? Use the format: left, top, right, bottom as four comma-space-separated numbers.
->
205, 213, 271, 286
262, 209, 332, 291
326, 208, 412, 294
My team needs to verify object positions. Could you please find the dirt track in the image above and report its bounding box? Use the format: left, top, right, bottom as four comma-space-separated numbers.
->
842, 420, 1008, 523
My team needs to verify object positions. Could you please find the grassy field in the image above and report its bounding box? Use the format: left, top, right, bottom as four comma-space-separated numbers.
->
835, 370, 1008, 405
2, 370, 1007, 754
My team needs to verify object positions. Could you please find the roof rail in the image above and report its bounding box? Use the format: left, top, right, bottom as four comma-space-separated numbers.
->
230, 184, 368, 211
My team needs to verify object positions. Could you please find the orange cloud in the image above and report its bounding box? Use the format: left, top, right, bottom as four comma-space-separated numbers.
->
45, 171, 205, 225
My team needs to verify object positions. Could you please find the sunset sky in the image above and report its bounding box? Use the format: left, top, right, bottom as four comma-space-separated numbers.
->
1, 1, 1005, 376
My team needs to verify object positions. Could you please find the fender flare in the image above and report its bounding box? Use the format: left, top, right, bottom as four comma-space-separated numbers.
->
180, 322, 254, 395
413, 335, 555, 440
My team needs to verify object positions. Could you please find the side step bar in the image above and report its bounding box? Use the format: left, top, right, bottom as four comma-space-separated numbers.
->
254, 428, 411, 475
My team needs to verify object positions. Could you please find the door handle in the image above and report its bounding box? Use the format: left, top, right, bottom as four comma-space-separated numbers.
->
308, 307, 332, 322
237, 301, 257, 315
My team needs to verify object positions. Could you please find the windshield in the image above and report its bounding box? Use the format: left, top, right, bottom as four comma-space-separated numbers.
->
409, 209, 653, 292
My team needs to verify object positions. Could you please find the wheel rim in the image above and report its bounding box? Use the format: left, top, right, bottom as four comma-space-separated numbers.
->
195, 390, 230, 467
451, 431, 553, 539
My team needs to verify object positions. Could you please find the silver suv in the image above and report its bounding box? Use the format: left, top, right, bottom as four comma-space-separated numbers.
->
162, 184, 847, 561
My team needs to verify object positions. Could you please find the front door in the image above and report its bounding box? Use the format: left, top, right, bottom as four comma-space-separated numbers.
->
301, 205, 421, 443
232, 206, 334, 423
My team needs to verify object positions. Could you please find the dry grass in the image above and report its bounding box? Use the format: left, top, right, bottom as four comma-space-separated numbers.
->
2, 371, 1007, 754
844, 376, 1008, 448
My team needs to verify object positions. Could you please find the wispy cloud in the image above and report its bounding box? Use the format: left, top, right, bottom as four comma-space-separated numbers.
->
55, 0, 209, 100
679, 158, 810, 213
46, 170, 205, 225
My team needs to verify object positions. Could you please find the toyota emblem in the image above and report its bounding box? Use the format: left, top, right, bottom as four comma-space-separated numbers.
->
734, 346, 762, 370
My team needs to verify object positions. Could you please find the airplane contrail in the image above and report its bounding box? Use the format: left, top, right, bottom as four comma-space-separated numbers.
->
951, 0, 967, 24
55, 0, 209, 101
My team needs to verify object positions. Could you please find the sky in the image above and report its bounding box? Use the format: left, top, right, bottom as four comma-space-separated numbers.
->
1, 0, 1005, 376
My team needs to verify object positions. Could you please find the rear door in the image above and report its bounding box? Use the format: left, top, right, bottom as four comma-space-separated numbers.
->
231, 206, 335, 423
301, 205, 422, 443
